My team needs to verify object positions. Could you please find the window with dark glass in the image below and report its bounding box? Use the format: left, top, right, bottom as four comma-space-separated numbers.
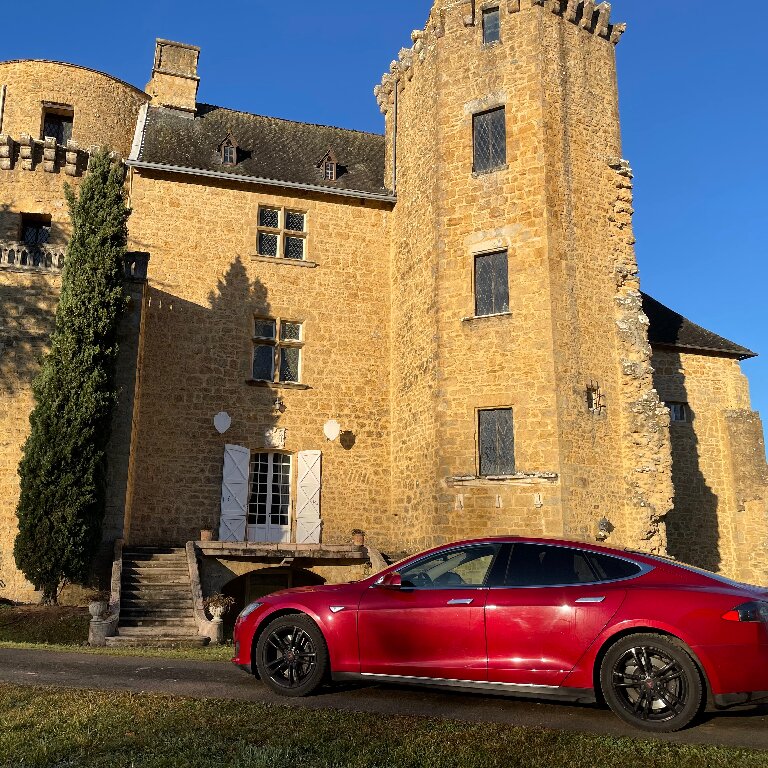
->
324, 161, 337, 181
222, 144, 236, 165
21, 213, 52, 246
668, 402, 690, 423
42, 110, 73, 144
502, 543, 643, 587
482, 7, 501, 44
397, 544, 501, 589
252, 317, 304, 384
474, 250, 509, 316
257, 206, 307, 260
478, 408, 515, 476
473, 107, 506, 173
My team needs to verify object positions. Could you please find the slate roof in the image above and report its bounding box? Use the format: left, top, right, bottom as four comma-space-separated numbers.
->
643, 293, 756, 360
134, 104, 390, 198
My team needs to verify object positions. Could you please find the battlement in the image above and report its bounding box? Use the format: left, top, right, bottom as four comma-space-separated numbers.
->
374, 0, 625, 114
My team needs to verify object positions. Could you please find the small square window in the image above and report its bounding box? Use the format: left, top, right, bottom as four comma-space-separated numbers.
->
21, 213, 52, 246
478, 408, 515, 476
280, 322, 302, 342
284, 236, 305, 260
473, 107, 506, 173
258, 232, 279, 257
285, 211, 306, 232
254, 319, 277, 339
483, 7, 501, 44
42, 109, 73, 144
259, 208, 280, 229
668, 402, 691, 423
474, 250, 509, 317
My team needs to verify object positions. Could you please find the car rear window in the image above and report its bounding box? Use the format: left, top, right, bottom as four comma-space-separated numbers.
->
503, 544, 643, 587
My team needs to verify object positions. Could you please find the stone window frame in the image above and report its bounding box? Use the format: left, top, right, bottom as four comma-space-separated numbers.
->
586, 382, 606, 415
40, 102, 74, 145
251, 316, 305, 387
481, 5, 501, 45
257, 205, 309, 262
476, 406, 516, 477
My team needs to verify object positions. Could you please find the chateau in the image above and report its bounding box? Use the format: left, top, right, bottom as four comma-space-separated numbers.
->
1, 0, 766, 631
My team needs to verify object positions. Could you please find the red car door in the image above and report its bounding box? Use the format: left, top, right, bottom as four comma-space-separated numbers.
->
485, 543, 628, 686
357, 543, 501, 681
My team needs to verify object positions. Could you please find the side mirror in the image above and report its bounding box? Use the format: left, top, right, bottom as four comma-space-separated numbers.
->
376, 572, 403, 589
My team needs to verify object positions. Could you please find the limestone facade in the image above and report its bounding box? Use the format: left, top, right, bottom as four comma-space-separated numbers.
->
0, 3, 766, 601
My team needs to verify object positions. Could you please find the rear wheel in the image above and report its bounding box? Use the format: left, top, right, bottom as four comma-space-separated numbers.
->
255, 614, 329, 697
600, 633, 704, 732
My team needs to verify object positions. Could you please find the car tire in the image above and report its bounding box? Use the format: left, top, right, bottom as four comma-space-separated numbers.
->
600, 633, 704, 732
255, 614, 329, 697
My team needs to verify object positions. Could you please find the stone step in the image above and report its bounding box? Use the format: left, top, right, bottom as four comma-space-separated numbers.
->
123, 547, 186, 556
123, 555, 188, 565
123, 562, 189, 571
123, 574, 190, 585
122, 596, 193, 607
106, 635, 208, 648
121, 608, 194, 618
120, 617, 198, 628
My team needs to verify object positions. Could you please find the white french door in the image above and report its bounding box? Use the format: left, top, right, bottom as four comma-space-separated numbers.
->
247, 452, 292, 543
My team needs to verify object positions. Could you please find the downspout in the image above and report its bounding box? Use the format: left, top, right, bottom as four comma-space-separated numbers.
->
0, 85, 6, 134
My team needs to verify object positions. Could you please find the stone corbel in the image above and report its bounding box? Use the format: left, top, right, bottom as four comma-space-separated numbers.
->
595, 2, 611, 37
65, 140, 79, 176
579, 0, 596, 29
565, 0, 579, 22
610, 22, 626, 44
18, 133, 33, 171
0, 134, 13, 170
43, 136, 56, 173
507, 0, 521, 13
462, 0, 476, 27
546, 0, 566, 14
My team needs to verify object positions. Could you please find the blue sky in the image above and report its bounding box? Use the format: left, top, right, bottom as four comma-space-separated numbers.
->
4, 1, 767, 446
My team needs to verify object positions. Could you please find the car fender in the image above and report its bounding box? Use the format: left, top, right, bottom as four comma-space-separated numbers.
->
250, 600, 360, 673
562, 617, 718, 691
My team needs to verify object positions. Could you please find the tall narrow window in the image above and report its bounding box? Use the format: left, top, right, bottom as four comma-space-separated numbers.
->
252, 317, 304, 384
478, 408, 515, 476
483, 7, 501, 44
473, 107, 506, 173
42, 107, 73, 144
474, 250, 509, 317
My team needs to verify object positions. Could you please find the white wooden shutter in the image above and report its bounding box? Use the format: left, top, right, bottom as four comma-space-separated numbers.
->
219, 444, 250, 542
295, 450, 322, 544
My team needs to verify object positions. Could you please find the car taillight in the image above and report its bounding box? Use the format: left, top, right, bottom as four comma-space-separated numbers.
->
722, 601, 768, 623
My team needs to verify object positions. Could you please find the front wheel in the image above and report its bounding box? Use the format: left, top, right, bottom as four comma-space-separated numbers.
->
600, 633, 704, 732
255, 614, 329, 697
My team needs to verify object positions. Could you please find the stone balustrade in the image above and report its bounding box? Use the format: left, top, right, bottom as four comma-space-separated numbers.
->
0, 241, 65, 271
0, 133, 86, 176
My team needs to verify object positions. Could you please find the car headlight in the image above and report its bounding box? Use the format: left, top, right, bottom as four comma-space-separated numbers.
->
237, 602, 264, 622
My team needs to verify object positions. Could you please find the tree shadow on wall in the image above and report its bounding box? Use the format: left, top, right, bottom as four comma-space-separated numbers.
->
652, 349, 721, 572
125, 257, 281, 547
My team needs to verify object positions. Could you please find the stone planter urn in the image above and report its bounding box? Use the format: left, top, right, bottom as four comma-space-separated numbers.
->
210, 604, 226, 621
88, 600, 108, 620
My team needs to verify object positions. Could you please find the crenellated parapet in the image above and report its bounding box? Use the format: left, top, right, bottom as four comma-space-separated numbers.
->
374, 0, 625, 115
0, 134, 88, 175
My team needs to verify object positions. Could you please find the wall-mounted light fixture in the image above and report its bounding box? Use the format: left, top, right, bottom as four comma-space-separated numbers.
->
596, 516, 614, 541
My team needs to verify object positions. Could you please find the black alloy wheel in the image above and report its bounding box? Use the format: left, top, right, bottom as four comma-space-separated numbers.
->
255, 614, 329, 697
600, 633, 704, 732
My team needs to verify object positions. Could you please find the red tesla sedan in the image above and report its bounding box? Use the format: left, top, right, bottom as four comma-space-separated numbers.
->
231, 537, 768, 731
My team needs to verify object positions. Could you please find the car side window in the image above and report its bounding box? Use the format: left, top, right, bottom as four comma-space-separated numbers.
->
399, 544, 500, 589
503, 544, 642, 586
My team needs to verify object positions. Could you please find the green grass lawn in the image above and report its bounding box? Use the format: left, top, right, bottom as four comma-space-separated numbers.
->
0, 684, 765, 768
0, 604, 231, 661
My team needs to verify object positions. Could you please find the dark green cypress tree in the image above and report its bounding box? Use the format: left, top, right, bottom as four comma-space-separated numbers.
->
14, 149, 129, 603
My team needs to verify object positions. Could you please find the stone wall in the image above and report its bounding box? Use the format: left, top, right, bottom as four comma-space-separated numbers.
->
123, 169, 394, 551
653, 348, 768, 582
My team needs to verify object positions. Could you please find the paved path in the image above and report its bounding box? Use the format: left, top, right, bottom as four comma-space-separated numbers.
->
1, 648, 767, 750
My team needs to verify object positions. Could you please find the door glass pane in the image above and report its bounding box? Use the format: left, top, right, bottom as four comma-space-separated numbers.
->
271, 455, 291, 527
252, 344, 275, 381
399, 544, 500, 588
248, 453, 270, 526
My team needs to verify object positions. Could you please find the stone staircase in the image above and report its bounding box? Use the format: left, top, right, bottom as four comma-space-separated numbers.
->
106, 547, 207, 648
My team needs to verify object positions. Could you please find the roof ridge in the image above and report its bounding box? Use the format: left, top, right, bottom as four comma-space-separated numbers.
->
194, 103, 384, 139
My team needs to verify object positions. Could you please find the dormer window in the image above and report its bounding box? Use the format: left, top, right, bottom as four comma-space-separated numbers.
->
316, 150, 338, 182
220, 135, 238, 166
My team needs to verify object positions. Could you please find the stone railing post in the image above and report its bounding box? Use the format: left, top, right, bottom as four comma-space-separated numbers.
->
43, 136, 57, 173
0, 135, 13, 170
65, 140, 79, 176
18, 134, 34, 171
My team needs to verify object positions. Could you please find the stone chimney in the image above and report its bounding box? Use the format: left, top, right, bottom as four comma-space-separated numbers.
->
145, 39, 200, 115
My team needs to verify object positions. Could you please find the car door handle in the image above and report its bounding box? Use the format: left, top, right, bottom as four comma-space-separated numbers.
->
447, 598, 474, 605
575, 596, 606, 604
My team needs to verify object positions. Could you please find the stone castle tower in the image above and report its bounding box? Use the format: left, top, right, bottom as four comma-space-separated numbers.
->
377, 0, 673, 553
